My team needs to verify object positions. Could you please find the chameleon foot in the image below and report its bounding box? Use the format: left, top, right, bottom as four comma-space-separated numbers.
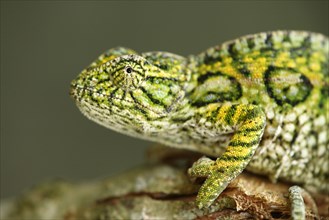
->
188, 157, 241, 209
289, 186, 305, 220
289, 186, 319, 220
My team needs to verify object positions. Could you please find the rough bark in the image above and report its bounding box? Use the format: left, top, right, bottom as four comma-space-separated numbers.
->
1, 147, 328, 220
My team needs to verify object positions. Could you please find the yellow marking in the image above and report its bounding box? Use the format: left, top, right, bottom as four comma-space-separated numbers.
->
231, 105, 245, 124
225, 146, 252, 157
99, 55, 117, 65
296, 57, 307, 64
213, 62, 223, 71
256, 57, 267, 65
223, 57, 233, 64
300, 66, 309, 75
219, 65, 243, 80
198, 64, 213, 75
274, 51, 290, 66
251, 50, 261, 57
233, 133, 257, 143
240, 116, 263, 130
215, 160, 242, 168
311, 51, 322, 59
248, 57, 268, 79
310, 63, 321, 72
216, 104, 231, 123
205, 104, 221, 118
287, 60, 297, 68
243, 56, 254, 63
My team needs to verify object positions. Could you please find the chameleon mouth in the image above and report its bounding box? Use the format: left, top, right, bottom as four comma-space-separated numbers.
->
69, 86, 78, 101
70, 84, 167, 117
70, 80, 82, 100
70, 82, 94, 101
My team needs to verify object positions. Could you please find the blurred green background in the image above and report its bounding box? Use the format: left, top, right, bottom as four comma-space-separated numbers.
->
1, 1, 328, 199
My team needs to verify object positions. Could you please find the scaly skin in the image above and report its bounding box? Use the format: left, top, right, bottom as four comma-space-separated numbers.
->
70, 31, 328, 213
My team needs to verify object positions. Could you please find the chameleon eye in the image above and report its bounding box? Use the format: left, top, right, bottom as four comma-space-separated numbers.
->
125, 66, 133, 74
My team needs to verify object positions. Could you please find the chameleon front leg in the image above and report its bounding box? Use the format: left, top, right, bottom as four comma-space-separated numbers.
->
188, 104, 266, 208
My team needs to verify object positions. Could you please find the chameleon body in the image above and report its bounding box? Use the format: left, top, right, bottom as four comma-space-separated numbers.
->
71, 31, 329, 213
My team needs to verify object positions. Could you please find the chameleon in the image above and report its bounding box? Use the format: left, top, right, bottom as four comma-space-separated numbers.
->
70, 31, 328, 219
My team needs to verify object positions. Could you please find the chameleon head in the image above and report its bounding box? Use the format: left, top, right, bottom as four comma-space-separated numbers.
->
70, 53, 187, 137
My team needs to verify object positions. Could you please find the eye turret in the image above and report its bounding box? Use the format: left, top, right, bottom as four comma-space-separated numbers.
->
107, 55, 147, 91
125, 66, 133, 74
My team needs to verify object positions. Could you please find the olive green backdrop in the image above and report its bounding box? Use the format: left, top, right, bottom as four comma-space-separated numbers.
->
1, 1, 328, 199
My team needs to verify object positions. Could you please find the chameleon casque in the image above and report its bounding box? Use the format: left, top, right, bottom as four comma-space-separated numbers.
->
71, 31, 328, 218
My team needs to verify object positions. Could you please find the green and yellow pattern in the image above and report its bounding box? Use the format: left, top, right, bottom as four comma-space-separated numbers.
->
71, 31, 328, 215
